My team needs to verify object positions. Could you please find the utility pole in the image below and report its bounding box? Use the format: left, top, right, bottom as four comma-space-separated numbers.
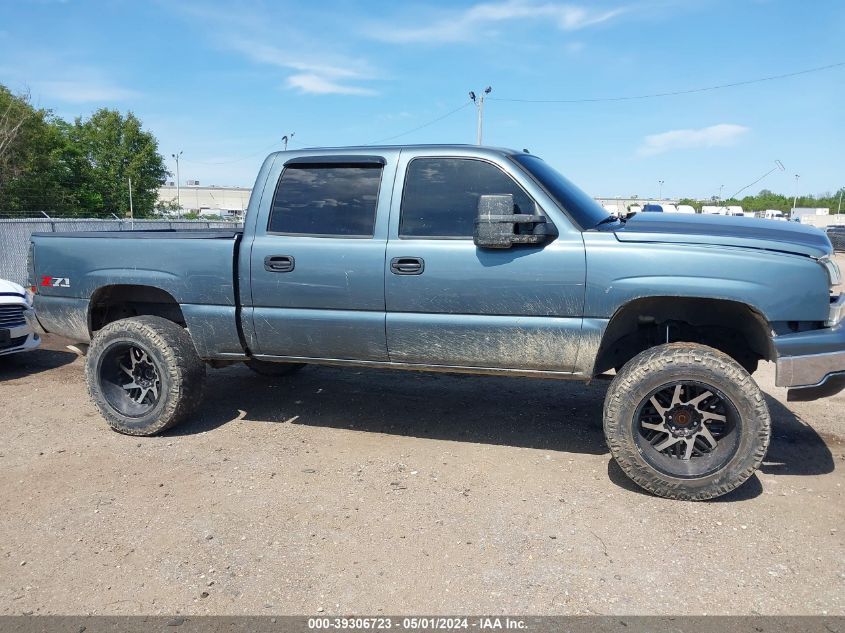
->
128, 176, 134, 225
658, 180, 664, 200
837, 189, 843, 215
792, 174, 800, 216
171, 151, 183, 215
718, 184, 724, 201
469, 86, 492, 145
282, 133, 295, 151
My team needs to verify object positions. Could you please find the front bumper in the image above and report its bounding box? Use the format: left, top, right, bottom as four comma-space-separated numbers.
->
775, 319, 845, 401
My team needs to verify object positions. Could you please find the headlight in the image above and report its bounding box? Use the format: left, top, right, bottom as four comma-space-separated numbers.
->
818, 255, 842, 287
25, 287, 35, 307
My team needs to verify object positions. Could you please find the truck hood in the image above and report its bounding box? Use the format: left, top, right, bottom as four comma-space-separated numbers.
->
613, 213, 832, 258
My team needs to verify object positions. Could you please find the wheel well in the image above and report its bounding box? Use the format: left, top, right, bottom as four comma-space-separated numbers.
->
593, 297, 774, 375
89, 285, 185, 334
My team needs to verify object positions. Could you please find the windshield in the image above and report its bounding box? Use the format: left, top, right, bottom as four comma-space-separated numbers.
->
511, 154, 612, 230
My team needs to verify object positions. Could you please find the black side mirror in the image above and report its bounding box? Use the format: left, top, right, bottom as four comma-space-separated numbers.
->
473, 194, 552, 249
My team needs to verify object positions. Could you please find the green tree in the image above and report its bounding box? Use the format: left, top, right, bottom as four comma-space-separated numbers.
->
0, 86, 74, 215
69, 109, 168, 217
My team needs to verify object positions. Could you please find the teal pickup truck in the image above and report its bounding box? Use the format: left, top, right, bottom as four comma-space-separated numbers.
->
28, 145, 845, 500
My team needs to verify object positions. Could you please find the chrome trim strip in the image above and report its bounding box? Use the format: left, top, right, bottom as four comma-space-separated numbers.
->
776, 349, 845, 388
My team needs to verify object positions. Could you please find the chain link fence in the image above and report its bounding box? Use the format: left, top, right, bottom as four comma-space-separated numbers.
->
0, 218, 243, 286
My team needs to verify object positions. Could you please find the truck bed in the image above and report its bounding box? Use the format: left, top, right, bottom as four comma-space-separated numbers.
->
31, 230, 244, 357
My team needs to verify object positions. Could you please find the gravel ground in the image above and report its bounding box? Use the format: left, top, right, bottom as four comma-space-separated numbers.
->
0, 331, 842, 616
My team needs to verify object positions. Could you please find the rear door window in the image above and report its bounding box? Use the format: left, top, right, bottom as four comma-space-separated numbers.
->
268, 164, 383, 237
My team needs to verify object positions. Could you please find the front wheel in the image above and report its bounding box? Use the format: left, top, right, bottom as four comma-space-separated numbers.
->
603, 343, 770, 501
86, 316, 206, 436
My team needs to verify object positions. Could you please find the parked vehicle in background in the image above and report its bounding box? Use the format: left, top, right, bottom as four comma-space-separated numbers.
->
676, 205, 697, 214
826, 225, 845, 252
764, 210, 786, 221
628, 204, 643, 215
702, 205, 745, 217
642, 203, 664, 212
0, 278, 40, 357
28, 144, 845, 501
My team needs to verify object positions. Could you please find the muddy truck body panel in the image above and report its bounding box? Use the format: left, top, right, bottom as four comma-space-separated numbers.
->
29, 144, 845, 399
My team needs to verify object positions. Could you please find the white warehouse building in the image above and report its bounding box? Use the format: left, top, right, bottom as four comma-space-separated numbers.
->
157, 184, 251, 219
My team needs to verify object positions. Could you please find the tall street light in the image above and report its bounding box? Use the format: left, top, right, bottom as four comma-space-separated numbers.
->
658, 180, 664, 200
171, 151, 183, 214
469, 86, 492, 145
282, 133, 295, 151
792, 174, 800, 216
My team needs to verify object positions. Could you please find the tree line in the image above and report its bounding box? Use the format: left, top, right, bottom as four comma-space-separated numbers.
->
0, 84, 167, 218
677, 189, 845, 215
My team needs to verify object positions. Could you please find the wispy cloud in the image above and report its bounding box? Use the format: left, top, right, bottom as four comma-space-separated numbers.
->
287, 74, 376, 96
168, 4, 379, 96
368, 0, 626, 44
227, 38, 378, 96
638, 124, 750, 156
35, 79, 140, 103
1, 58, 140, 104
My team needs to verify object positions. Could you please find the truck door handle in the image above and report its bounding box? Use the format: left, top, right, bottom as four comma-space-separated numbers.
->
390, 257, 424, 275
264, 255, 295, 273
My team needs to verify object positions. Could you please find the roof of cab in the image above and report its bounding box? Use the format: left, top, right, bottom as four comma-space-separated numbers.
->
269, 144, 524, 160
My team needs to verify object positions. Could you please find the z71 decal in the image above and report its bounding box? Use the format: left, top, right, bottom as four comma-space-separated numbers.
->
41, 276, 70, 288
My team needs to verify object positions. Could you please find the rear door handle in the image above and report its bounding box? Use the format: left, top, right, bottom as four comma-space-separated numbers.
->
390, 257, 424, 275
264, 255, 295, 273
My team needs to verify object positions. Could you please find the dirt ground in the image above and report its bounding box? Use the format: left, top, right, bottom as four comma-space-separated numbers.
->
0, 333, 843, 616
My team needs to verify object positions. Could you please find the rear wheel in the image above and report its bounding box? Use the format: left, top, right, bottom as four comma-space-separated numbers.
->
245, 359, 306, 376
603, 342, 770, 500
86, 316, 206, 436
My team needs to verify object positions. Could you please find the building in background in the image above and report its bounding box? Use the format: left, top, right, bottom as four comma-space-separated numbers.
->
791, 207, 830, 224
157, 184, 251, 219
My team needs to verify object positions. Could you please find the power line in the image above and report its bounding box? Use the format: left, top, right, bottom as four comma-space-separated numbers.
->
490, 61, 845, 104
366, 101, 472, 144
180, 140, 283, 165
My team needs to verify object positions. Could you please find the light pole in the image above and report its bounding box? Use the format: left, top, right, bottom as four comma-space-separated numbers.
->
171, 151, 183, 214
792, 173, 800, 216
718, 184, 724, 202
658, 180, 664, 200
469, 86, 492, 145
282, 133, 295, 151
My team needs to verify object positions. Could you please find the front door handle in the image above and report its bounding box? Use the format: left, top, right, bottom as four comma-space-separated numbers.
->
390, 257, 424, 275
264, 255, 295, 273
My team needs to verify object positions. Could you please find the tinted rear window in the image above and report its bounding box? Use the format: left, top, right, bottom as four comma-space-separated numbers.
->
268, 164, 382, 236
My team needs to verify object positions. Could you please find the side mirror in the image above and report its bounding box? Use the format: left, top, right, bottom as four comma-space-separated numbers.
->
473, 194, 552, 249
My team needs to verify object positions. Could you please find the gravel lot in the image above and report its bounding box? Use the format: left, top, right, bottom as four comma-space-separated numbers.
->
0, 326, 843, 616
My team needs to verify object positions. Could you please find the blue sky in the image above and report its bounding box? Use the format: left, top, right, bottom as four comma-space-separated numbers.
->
1, 0, 843, 200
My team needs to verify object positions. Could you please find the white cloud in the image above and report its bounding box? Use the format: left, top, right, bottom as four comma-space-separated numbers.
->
227, 38, 378, 96
168, 4, 379, 97
368, 0, 626, 43
638, 124, 750, 157
35, 79, 140, 103
287, 73, 376, 96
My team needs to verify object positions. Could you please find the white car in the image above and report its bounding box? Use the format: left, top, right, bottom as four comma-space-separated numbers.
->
0, 278, 40, 356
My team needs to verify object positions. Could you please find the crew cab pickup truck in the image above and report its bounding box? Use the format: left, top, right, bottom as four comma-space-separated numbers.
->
28, 145, 845, 500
